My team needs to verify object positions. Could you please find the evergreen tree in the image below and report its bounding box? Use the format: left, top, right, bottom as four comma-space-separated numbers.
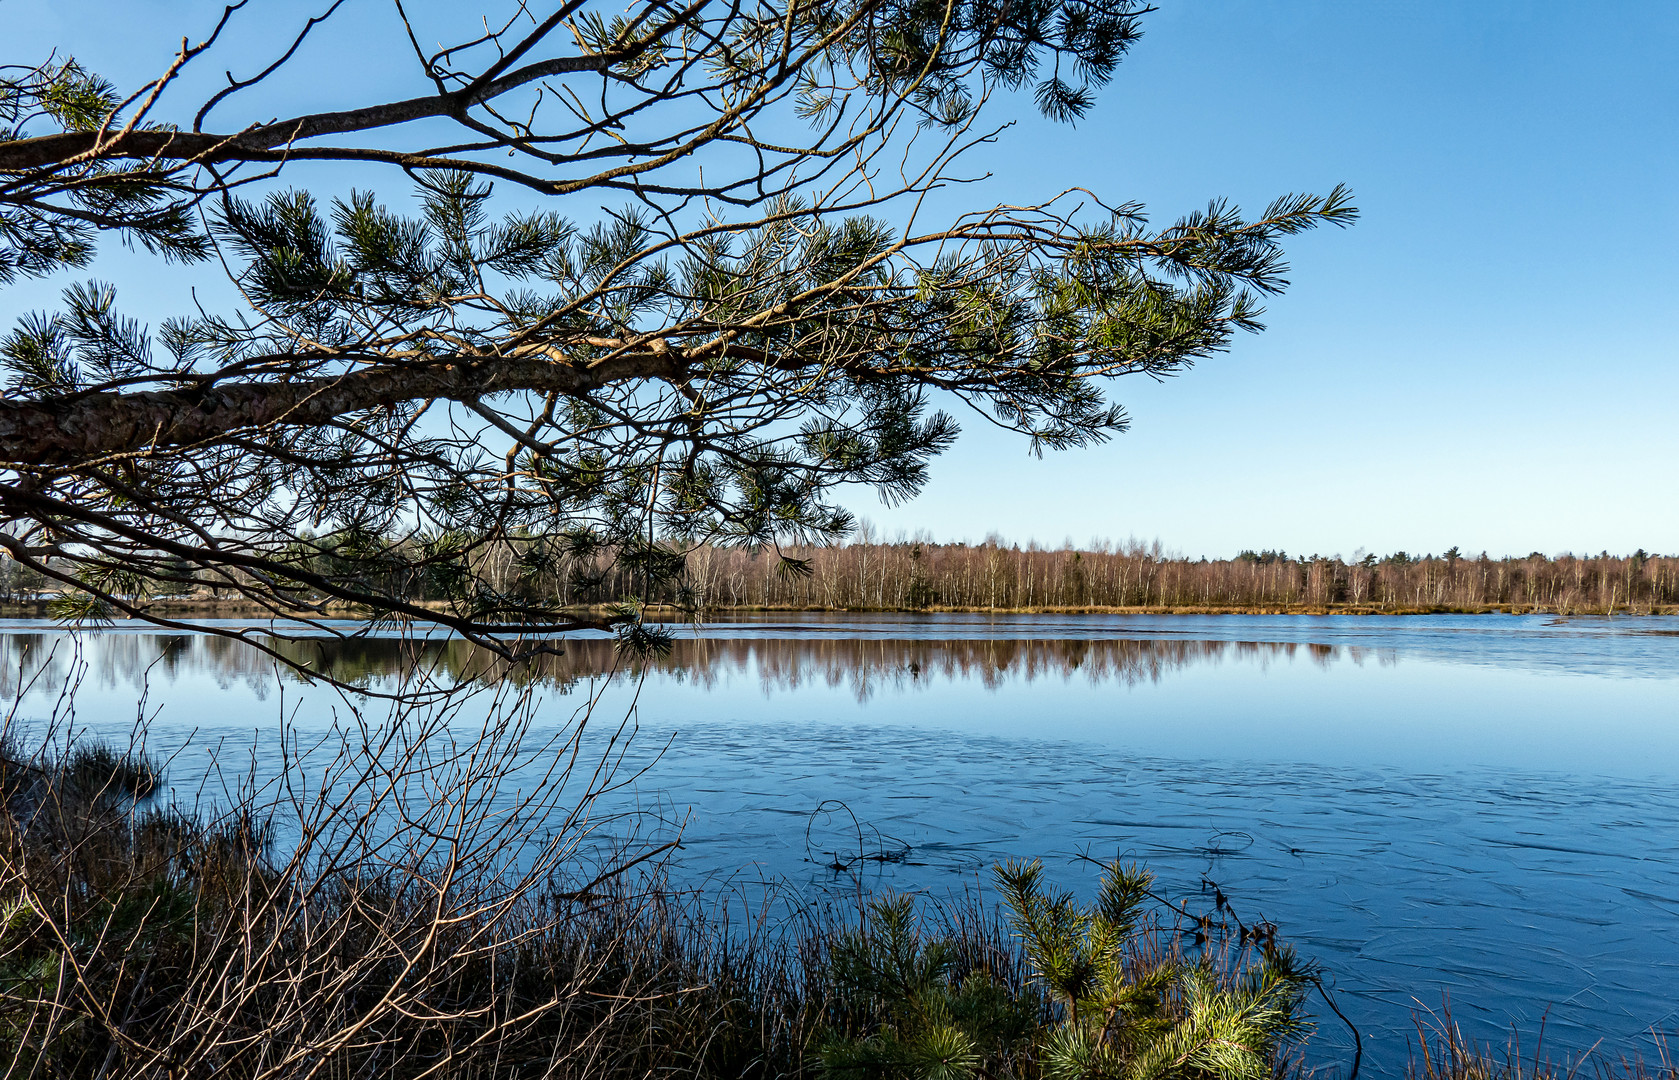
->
0, 2, 1354, 658
818, 860, 1314, 1080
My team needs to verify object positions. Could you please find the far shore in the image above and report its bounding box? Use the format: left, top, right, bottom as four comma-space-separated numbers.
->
4, 599, 1676, 621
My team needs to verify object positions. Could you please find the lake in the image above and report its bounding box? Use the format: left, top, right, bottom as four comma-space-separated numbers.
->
4, 612, 1677, 1075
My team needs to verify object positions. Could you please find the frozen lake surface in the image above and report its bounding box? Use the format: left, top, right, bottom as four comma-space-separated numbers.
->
4, 612, 1677, 1075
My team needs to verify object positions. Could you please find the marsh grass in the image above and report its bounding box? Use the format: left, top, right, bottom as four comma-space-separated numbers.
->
1407, 1007, 1678, 1080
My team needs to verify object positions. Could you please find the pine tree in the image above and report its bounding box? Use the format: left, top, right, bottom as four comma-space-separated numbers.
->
818, 860, 1315, 1080
0, 3, 1354, 660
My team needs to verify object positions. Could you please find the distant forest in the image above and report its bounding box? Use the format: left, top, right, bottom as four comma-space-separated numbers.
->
8, 540, 1671, 616
674, 541, 1679, 614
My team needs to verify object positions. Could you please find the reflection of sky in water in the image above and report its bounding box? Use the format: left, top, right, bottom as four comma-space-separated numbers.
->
3, 614, 1678, 1074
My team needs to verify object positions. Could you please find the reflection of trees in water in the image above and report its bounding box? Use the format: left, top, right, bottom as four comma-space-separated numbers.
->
0, 632, 301, 701
0, 632, 580, 700
1, 630, 1389, 702
678, 637, 1383, 702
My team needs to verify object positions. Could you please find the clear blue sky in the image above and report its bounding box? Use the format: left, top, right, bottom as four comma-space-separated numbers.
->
8, 1, 1678, 558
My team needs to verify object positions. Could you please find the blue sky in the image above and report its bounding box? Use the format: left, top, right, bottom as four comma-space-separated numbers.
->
869, 2, 1679, 558
8, 1, 1678, 558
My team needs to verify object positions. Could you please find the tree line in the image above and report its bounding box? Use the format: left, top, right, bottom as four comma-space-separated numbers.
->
7, 536, 1673, 615
679, 540, 1679, 613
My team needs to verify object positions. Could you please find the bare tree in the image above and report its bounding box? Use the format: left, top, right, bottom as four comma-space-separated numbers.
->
0, 0, 1355, 660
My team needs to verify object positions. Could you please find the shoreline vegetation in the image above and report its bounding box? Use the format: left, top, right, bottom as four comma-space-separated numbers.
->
4, 543, 1676, 621
2, 687, 1331, 1080
8, 601, 1678, 621
6, 724, 1677, 1080
7, 721, 1677, 1080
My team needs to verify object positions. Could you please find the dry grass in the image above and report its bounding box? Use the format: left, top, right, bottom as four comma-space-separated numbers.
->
0, 668, 844, 1079
1407, 1007, 1678, 1080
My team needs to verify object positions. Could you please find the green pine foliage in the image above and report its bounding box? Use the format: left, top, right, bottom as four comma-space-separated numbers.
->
817, 861, 1314, 1080
818, 895, 1038, 1080
0, 60, 210, 284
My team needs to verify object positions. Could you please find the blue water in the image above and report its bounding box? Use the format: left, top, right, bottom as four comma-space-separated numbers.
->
3, 613, 1676, 1074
